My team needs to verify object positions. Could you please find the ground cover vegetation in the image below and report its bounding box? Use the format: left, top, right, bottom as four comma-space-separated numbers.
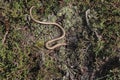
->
0, 0, 120, 80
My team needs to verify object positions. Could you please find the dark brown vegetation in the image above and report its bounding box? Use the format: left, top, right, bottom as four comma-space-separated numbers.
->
0, 0, 120, 80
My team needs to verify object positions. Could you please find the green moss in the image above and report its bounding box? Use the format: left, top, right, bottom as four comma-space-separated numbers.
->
0, 0, 120, 79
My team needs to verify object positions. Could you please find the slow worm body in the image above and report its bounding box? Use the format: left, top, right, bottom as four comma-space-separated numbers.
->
30, 6, 66, 49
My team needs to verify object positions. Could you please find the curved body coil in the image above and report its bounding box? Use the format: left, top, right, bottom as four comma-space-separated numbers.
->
30, 6, 66, 49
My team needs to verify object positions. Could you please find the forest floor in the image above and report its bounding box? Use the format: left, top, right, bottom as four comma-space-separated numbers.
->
0, 0, 120, 80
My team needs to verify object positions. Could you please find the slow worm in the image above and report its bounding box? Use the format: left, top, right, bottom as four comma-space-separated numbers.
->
30, 6, 66, 49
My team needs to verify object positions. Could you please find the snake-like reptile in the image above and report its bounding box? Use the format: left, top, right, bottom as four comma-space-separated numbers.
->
30, 6, 66, 50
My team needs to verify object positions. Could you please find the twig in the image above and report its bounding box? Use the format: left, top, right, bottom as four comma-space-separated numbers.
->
2, 30, 9, 45
1, 19, 10, 45
85, 9, 91, 28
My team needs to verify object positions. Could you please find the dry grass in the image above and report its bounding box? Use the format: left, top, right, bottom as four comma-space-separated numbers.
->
0, 0, 120, 80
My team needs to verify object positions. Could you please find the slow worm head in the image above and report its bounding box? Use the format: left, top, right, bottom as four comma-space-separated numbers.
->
30, 6, 67, 50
